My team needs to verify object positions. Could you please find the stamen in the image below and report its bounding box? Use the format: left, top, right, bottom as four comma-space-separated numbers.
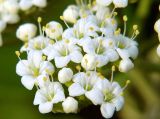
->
76, 65, 81, 72
60, 16, 70, 28
42, 55, 46, 61
110, 7, 116, 18
34, 81, 40, 90
37, 17, 43, 35
114, 28, 121, 36
15, 51, 21, 60
122, 80, 131, 90
111, 65, 116, 82
123, 15, 128, 36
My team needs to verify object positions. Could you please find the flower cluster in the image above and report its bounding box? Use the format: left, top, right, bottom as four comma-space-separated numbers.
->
154, 5, 160, 57
16, 0, 139, 118
0, 0, 47, 46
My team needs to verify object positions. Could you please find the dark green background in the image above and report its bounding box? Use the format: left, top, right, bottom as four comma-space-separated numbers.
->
0, 0, 160, 119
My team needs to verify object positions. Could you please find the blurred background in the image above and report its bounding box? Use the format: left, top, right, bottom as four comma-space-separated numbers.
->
0, 0, 160, 119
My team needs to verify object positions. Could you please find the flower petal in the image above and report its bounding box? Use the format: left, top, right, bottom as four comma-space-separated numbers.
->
33, 90, 46, 105
16, 60, 30, 76
21, 75, 35, 90
69, 83, 85, 96
39, 102, 53, 114
55, 56, 70, 68
100, 103, 115, 119
70, 51, 83, 63
112, 96, 124, 111
85, 89, 104, 105
52, 90, 65, 103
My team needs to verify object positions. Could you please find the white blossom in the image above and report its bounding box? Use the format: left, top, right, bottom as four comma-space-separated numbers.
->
58, 67, 73, 84
16, 51, 54, 90
62, 97, 78, 113
119, 58, 134, 72
34, 82, 65, 113
16, 23, 37, 42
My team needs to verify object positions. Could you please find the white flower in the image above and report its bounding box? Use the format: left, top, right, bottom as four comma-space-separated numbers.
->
34, 82, 65, 114
119, 58, 134, 72
19, 0, 33, 11
73, 17, 99, 38
115, 35, 138, 60
62, 97, 78, 113
63, 5, 79, 24
45, 21, 63, 39
16, 23, 37, 42
44, 41, 83, 68
69, 71, 103, 105
32, 0, 47, 8
58, 67, 73, 84
157, 44, 160, 57
3, 0, 19, 14
113, 0, 128, 8
81, 54, 97, 70
0, 20, 6, 33
16, 51, 54, 90
154, 19, 160, 33
96, 0, 112, 6
82, 38, 113, 67
27, 35, 50, 52
94, 79, 124, 118
2, 13, 20, 24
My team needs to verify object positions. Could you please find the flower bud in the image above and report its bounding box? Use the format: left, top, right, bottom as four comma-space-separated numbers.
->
16, 23, 37, 41
2, 13, 20, 24
62, 97, 78, 113
63, 5, 79, 24
154, 19, 160, 33
45, 21, 63, 39
119, 59, 134, 72
32, 0, 47, 8
113, 0, 128, 8
81, 54, 97, 70
4, 0, 19, 14
157, 44, 160, 57
19, 0, 33, 11
0, 20, 6, 32
96, 0, 112, 6
58, 68, 73, 84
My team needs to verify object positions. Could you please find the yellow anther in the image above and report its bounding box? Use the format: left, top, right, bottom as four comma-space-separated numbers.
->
57, 24, 61, 28
85, 59, 88, 63
126, 80, 131, 85
43, 77, 47, 81
15, 51, 20, 57
49, 40, 55, 44
111, 19, 116, 25
82, 14, 87, 18
135, 30, 140, 35
123, 15, 128, 22
93, 0, 96, 5
42, 55, 46, 61
89, 27, 94, 31
112, 65, 116, 72
46, 24, 49, 28
37, 17, 42, 23
65, 39, 70, 44
42, 26, 46, 31
46, 69, 54, 75
106, 14, 110, 18
60, 16, 64, 21
88, 4, 91, 8
51, 29, 55, 33
114, 28, 121, 35
24, 43, 28, 48
101, 22, 105, 27
109, 41, 113, 46
76, 65, 81, 71
86, 72, 90, 77
113, 12, 118, 16
34, 42, 39, 49
133, 25, 138, 30
120, 92, 124, 96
